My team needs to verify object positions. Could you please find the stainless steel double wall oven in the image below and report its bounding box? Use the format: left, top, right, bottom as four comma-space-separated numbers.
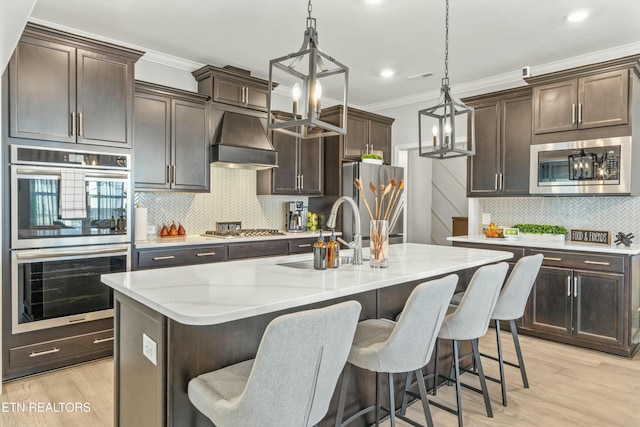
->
10, 145, 131, 334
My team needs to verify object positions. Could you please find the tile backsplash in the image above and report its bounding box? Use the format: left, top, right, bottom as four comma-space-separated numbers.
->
134, 166, 308, 234
478, 197, 640, 237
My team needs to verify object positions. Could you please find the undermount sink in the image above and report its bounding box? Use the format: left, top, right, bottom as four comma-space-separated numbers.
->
277, 257, 360, 270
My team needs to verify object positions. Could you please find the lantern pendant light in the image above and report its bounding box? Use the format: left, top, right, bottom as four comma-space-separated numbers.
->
418, 0, 475, 159
267, 0, 349, 139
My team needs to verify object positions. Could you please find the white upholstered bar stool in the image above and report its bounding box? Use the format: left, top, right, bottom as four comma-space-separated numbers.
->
187, 300, 361, 427
415, 262, 509, 427
335, 274, 458, 427
450, 254, 544, 406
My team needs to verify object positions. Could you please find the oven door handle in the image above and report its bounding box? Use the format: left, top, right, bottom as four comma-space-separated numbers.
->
15, 167, 129, 180
16, 246, 129, 260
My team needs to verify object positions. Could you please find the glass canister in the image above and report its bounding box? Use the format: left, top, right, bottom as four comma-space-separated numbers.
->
313, 230, 327, 270
370, 220, 389, 268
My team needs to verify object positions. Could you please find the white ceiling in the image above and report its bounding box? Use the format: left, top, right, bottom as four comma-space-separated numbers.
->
29, 0, 640, 107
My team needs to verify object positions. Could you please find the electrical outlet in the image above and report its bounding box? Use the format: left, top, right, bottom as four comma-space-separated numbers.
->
142, 333, 157, 366
482, 213, 491, 225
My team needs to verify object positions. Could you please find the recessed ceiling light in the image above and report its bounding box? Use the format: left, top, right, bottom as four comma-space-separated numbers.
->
380, 69, 395, 78
567, 10, 589, 22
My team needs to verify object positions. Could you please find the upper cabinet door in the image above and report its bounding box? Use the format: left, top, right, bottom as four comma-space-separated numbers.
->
501, 95, 532, 196
369, 120, 391, 164
579, 70, 629, 130
9, 37, 77, 143
171, 99, 209, 191
77, 50, 130, 147
299, 137, 323, 195
270, 130, 299, 194
343, 115, 368, 160
533, 80, 577, 134
213, 77, 244, 107
244, 84, 269, 111
467, 102, 500, 195
133, 93, 171, 189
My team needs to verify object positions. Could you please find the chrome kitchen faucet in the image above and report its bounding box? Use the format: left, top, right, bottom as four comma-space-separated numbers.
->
326, 196, 362, 265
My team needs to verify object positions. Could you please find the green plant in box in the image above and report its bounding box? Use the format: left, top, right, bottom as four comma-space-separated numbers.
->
361, 153, 383, 161
512, 223, 567, 235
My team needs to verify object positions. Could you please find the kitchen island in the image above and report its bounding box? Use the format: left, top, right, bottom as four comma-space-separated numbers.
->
101, 243, 512, 427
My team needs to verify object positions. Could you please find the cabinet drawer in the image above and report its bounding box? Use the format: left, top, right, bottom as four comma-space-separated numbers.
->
531, 249, 624, 273
289, 238, 317, 254
9, 329, 114, 370
452, 242, 525, 262
138, 245, 226, 269
228, 240, 289, 260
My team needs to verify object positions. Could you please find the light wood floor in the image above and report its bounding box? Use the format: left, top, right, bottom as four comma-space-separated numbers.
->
0, 334, 638, 427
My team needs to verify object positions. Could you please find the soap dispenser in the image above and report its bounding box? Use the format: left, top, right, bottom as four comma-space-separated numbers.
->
313, 230, 327, 270
327, 229, 340, 268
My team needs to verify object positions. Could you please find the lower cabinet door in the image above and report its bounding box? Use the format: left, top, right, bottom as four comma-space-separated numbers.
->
574, 270, 625, 346
527, 266, 572, 336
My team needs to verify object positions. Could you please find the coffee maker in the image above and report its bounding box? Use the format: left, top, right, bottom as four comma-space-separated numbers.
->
286, 201, 307, 232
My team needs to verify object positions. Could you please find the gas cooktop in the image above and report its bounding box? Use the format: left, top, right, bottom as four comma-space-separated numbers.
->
202, 229, 285, 239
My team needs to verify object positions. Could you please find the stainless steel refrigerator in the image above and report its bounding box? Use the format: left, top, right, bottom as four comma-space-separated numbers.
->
342, 162, 404, 245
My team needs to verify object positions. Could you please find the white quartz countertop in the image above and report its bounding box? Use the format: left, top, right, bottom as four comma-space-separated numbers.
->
134, 231, 335, 249
448, 235, 640, 255
102, 243, 512, 326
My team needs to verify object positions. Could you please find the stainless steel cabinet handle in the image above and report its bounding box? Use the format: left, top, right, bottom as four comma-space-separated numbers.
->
71, 112, 76, 136
499, 173, 504, 190
196, 252, 217, 257
573, 276, 578, 298
494, 174, 498, 191
167, 165, 171, 184
578, 103, 583, 124
300, 174, 304, 190
152, 255, 175, 261
584, 260, 610, 266
93, 337, 114, 344
567, 276, 571, 296
30, 348, 60, 358
172, 165, 176, 184
78, 112, 84, 137
297, 243, 312, 248
242, 86, 246, 104
544, 257, 562, 262
572, 104, 576, 124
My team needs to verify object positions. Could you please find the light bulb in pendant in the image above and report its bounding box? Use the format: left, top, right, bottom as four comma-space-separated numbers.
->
292, 83, 301, 117
432, 124, 438, 147
313, 80, 322, 117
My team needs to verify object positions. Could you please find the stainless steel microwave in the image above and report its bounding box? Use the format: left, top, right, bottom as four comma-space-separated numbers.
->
529, 136, 637, 195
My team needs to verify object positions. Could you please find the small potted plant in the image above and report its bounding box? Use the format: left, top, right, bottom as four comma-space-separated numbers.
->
361, 153, 383, 165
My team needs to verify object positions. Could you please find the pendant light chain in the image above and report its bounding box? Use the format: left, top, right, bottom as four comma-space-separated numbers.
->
308, 0, 313, 19
307, 0, 316, 31
444, 0, 449, 82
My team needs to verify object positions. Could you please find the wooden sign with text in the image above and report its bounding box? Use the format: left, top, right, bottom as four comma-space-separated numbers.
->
570, 229, 611, 245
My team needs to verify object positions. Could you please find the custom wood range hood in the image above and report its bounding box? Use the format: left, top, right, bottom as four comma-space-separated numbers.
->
210, 110, 278, 170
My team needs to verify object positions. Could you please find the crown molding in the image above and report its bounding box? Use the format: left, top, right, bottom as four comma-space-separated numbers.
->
28, 18, 204, 71
364, 40, 640, 113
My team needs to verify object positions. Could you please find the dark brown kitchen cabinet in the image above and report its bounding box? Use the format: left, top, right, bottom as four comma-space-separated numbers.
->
257, 111, 323, 195
528, 266, 624, 347
192, 65, 273, 112
321, 106, 394, 164
134, 81, 210, 192
136, 245, 226, 270
8, 23, 142, 148
533, 70, 628, 135
452, 241, 638, 357
463, 88, 532, 197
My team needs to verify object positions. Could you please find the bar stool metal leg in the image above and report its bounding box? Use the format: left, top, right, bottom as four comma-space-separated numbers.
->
388, 373, 396, 427
471, 338, 493, 418
495, 320, 507, 406
375, 372, 381, 427
415, 368, 435, 427
510, 319, 529, 388
400, 370, 413, 415
433, 338, 440, 396
453, 340, 463, 427
335, 364, 352, 427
